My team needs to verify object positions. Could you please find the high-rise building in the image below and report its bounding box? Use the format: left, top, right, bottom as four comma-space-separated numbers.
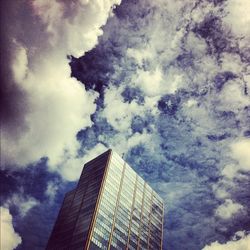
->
46, 149, 164, 250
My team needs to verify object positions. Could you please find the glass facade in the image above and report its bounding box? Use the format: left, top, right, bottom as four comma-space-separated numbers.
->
46, 150, 164, 250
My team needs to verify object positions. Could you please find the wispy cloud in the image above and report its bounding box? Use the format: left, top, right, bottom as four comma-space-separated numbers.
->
5, 194, 39, 217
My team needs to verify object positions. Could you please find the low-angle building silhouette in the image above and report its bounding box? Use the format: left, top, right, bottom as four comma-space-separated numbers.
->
46, 149, 164, 250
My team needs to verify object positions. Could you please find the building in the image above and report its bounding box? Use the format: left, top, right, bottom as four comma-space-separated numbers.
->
46, 149, 164, 250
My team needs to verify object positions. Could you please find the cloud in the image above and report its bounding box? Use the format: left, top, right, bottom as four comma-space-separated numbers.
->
60, 142, 107, 181
223, 0, 250, 39
218, 80, 250, 112
202, 231, 250, 250
32, 0, 121, 57
213, 138, 249, 221
106, 130, 156, 158
2, 50, 97, 169
1, 0, 249, 249
0, 207, 22, 250
70, 0, 250, 248
215, 199, 244, 220
5, 194, 39, 217
134, 67, 164, 97
11, 44, 28, 84
214, 138, 250, 197
231, 139, 250, 170
221, 139, 250, 179
102, 85, 145, 132
45, 181, 59, 202
1, 0, 121, 180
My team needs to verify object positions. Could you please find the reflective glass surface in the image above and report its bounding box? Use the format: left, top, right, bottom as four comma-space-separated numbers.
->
90, 152, 164, 250
47, 150, 164, 250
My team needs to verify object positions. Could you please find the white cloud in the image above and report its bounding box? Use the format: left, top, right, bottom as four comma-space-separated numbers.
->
213, 138, 250, 211
156, 181, 194, 205
190, 1, 215, 24
184, 99, 198, 108
102, 85, 143, 132
60, 143, 107, 181
127, 42, 185, 97
212, 178, 233, 200
215, 199, 244, 220
185, 32, 207, 58
45, 181, 59, 202
218, 80, 250, 112
2, 55, 97, 169
11, 44, 28, 83
232, 231, 248, 241
2, 0, 121, 180
231, 139, 250, 170
132, 66, 184, 97
5, 194, 39, 217
220, 53, 244, 74
134, 67, 164, 97
0, 207, 22, 250
104, 130, 155, 157
223, 0, 250, 39
220, 138, 250, 179
127, 47, 154, 67
126, 131, 153, 150
202, 232, 250, 250
181, 100, 216, 137
32, 0, 122, 57
221, 164, 238, 179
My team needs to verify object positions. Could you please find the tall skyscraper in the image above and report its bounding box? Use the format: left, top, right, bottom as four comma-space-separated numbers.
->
46, 149, 164, 250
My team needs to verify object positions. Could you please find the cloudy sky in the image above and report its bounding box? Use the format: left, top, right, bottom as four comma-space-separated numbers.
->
1, 0, 250, 249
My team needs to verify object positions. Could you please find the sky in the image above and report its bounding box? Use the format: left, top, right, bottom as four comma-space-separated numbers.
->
0, 0, 250, 249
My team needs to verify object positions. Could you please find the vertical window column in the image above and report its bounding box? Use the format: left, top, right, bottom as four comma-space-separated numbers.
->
136, 181, 146, 249
107, 161, 126, 249
147, 191, 154, 249
126, 175, 138, 250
